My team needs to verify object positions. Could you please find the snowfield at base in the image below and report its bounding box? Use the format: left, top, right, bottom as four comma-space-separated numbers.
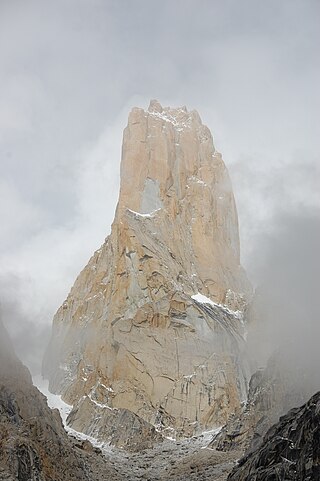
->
33, 375, 72, 425
201, 427, 222, 443
191, 292, 242, 319
33, 375, 231, 479
33, 375, 222, 456
33, 375, 111, 451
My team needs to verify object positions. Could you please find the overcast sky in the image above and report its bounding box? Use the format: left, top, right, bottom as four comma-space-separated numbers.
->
0, 0, 319, 373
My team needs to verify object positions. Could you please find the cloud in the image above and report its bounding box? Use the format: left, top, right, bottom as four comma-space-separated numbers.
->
244, 205, 320, 407
229, 152, 320, 272
0, 273, 51, 374
0, 115, 125, 372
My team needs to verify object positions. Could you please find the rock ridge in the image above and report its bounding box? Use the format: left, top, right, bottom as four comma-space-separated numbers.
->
228, 391, 320, 480
0, 319, 124, 481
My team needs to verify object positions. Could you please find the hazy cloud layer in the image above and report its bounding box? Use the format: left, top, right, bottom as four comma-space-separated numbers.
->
0, 0, 319, 372
248, 208, 320, 358
246, 207, 320, 406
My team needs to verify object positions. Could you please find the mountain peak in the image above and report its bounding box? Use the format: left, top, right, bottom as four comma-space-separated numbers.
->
43, 103, 251, 445
129, 100, 202, 133
119, 102, 218, 226
148, 99, 163, 112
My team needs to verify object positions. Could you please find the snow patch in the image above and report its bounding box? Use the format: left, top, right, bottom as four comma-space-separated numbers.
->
191, 292, 242, 319
127, 208, 161, 218
67, 427, 111, 451
33, 375, 72, 426
200, 427, 222, 445
189, 176, 207, 186
148, 109, 193, 131
33, 376, 113, 451
88, 392, 113, 410
99, 382, 114, 392
183, 374, 195, 381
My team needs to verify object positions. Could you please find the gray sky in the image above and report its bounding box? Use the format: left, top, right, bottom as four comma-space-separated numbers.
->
0, 0, 319, 372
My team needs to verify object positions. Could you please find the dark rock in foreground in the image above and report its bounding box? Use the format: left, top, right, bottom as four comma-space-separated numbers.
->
0, 319, 123, 481
211, 349, 319, 457
227, 391, 320, 481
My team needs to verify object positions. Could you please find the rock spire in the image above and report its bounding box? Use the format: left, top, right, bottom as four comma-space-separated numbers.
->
43, 101, 251, 444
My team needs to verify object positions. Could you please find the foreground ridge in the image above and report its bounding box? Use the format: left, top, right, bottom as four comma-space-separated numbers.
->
0, 320, 123, 481
228, 391, 320, 481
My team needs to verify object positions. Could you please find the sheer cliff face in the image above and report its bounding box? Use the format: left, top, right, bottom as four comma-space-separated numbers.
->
43, 101, 251, 441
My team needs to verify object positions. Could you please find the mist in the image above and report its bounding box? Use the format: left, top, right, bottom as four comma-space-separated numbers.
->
246, 206, 320, 404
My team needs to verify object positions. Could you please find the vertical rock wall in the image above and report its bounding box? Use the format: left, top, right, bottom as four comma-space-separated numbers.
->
43, 101, 251, 442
